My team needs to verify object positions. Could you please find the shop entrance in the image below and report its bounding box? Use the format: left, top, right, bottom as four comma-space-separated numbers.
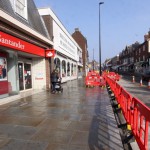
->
18, 62, 32, 91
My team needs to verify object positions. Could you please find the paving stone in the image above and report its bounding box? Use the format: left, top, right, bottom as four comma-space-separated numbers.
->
0, 79, 124, 149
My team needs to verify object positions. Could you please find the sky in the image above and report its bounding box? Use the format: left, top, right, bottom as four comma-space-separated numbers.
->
34, 0, 150, 63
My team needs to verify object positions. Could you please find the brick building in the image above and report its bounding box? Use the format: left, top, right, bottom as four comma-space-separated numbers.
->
72, 28, 89, 76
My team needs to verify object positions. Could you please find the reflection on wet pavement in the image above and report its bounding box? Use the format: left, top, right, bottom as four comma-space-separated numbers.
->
0, 79, 123, 150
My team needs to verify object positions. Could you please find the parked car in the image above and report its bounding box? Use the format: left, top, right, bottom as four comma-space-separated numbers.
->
142, 71, 150, 81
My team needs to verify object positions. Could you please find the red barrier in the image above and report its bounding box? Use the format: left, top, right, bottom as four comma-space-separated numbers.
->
106, 72, 121, 81
114, 83, 121, 101
104, 72, 150, 150
85, 71, 106, 87
119, 88, 132, 124
130, 97, 150, 150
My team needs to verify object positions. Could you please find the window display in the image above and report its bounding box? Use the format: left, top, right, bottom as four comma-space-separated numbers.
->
54, 58, 60, 74
67, 62, 70, 76
0, 57, 7, 80
62, 60, 66, 77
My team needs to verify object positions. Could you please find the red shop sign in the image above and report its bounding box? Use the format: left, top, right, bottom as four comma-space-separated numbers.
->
45, 49, 55, 57
0, 31, 45, 57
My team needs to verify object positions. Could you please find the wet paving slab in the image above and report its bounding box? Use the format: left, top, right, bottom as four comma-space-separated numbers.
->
0, 79, 124, 150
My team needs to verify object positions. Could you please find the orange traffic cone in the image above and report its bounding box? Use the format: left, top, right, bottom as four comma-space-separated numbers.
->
148, 80, 150, 89
132, 76, 135, 83
140, 78, 143, 86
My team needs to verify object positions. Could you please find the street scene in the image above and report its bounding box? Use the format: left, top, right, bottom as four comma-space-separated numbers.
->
1, 0, 150, 150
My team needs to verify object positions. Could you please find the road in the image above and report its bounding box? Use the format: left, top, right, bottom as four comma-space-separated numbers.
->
118, 75, 150, 107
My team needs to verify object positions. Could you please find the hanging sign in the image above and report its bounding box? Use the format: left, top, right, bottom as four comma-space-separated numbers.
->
45, 49, 55, 57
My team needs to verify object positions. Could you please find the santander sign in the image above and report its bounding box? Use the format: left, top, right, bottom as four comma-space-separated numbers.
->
0, 31, 45, 57
46, 49, 55, 57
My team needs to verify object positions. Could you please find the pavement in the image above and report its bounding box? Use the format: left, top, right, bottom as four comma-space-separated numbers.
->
118, 75, 150, 107
0, 79, 124, 150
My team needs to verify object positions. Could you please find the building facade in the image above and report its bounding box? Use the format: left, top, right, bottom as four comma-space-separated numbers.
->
38, 8, 83, 83
0, 0, 53, 98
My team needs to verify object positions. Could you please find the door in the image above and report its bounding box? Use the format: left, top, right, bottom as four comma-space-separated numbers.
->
24, 63, 32, 89
18, 62, 32, 91
18, 62, 24, 91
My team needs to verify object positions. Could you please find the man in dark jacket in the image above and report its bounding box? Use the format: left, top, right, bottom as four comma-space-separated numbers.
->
51, 70, 59, 93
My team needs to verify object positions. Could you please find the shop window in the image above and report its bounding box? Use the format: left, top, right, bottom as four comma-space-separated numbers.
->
67, 62, 70, 76
0, 57, 7, 80
62, 60, 66, 77
73, 64, 76, 76
54, 58, 60, 74
71, 63, 73, 76
0, 55, 8, 98
143, 56, 145, 61
14, 0, 28, 19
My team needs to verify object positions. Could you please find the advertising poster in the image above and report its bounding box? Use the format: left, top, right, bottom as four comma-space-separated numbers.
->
0, 55, 8, 95
0, 57, 7, 81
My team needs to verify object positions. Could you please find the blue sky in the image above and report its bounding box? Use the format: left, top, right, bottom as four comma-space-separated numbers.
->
34, 0, 150, 63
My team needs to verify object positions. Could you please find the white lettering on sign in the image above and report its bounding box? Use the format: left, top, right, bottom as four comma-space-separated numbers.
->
59, 33, 75, 55
0, 34, 25, 50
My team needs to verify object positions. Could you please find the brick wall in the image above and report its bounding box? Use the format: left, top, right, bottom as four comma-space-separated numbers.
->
72, 29, 88, 75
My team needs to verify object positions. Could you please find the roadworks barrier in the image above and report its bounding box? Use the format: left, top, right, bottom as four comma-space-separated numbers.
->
105, 73, 150, 150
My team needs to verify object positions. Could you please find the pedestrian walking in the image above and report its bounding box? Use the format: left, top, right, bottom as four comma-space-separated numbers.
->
50, 69, 59, 93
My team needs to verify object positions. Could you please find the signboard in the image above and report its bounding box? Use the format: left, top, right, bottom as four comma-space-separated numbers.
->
0, 31, 45, 57
45, 49, 55, 57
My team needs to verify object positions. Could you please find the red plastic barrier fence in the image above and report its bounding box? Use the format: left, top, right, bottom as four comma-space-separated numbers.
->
119, 88, 132, 124
130, 97, 150, 150
104, 73, 150, 150
105, 71, 121, 81
114, 82, 122, 101
85, 71, 106, 87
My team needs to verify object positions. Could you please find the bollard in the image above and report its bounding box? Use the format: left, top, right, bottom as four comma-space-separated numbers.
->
140, 78, 143, 86
132, 76, 135, 83
148, 80, 150, 89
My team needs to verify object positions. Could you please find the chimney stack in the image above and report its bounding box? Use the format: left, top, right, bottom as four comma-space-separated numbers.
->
75, 28, 79, 32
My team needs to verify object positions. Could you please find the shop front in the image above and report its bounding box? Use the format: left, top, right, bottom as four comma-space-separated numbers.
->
53, 54, 77, 83
0, 31, 46, 99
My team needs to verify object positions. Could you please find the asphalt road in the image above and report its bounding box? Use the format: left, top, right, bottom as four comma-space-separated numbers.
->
118, 74, 150, 107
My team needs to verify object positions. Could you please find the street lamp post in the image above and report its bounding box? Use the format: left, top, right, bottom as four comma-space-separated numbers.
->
99, 2, 104, 76
93, 49, 94, 71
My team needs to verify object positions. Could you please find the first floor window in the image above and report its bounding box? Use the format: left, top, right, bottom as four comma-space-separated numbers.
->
15, 0, 27, 19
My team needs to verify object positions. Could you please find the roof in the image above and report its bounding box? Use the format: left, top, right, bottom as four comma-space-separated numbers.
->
0, 0, 50, 39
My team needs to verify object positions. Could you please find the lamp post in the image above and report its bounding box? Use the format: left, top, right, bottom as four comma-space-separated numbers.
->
93, 49, 94, 71
99, 2, 104, 76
